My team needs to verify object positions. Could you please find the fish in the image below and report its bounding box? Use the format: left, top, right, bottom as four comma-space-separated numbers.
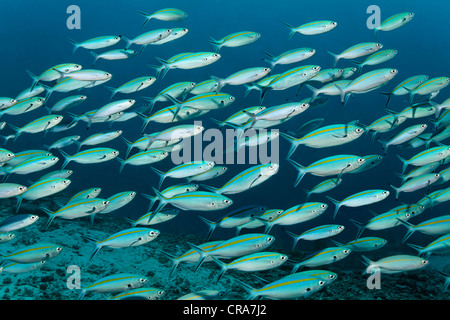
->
152, 160, 215, 189
350, 204, 423, 238
123, 28, 172, 50
290, 247, 351, 272
125, 208, 180, 227
378, 123, 428, 153
0, 97, 17, 110
287, 154, 366, 187
209, 31, 260, 52
10, 115, 63, 141
108, 288, 165, 300
258, 202, 328, 234
409, 77, 450, 102
0, 183, 28, 199
263, 47, 315, 69
54, 68, 112, 82
117, 150, 169, 174
152, 52, 221, 78
41, 198, 110, 228
143, 124, 204, 149
280, 123, 365, 157
100, 191, 137, 214
142, 81, 196, 110
0, 243, 63, 264
331, 237, 387, 252
0, 96, 46, 118
362, 254, 428, 274
353, 49, 397, 75
45, 135, 81, 150
397, 145, 450, 173
327, 189, 390, 219
336, 68, 398, 105
75, 130, 123, 152
390, 173, 440, 199
90, 49, 137, 66
408, 234, 450, 257
139, 8, 187, 27
0, 214, 39, 232
187, 166, 228, 182
26, 63, 82, 89
16, 178, 71, 212
212, 252, 288, 283
82, 227, 160, 261
161, 240, 223, 278
212, 67, 271, 92
397, 215, 450, 243
237, 273, 326, 300
48, 95, 87, 113
77, 273, 148, 300
1, 155, 60, 182
69, 35, 122, 54
151, 27, 189, 45
142, 183, 199, 211
304, 178, 342, 201
198, 205, 267, 240
187, 233, 275, 271
236, 208, 283, 235
379, 75, 428, 108
201, 163, 279, 195
348, 154, 383, 174
284, 20, 338, 38
58, 147, 120, 169
286, 224, 345, 250
0, 261, 46, 274
374, 12, 414, 34
67, 187, 102, 203
328, 42, 383, 66
152, 189, 233, 214
84, 99, 135, 128
105, 76, 156, 99
305, 80, 351, 102
258, 65, 321, 102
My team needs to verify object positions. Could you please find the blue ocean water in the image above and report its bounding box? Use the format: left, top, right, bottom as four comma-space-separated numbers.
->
0, 0, 448, 301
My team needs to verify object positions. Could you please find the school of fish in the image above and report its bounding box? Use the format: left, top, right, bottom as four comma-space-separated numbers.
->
0, 7, 449, 300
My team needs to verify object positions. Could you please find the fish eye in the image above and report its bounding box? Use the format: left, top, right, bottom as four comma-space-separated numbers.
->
343, 249, 350, 254
390, 69, 397, 74
310, 49, 315, 53
6, 153, 13, 157
149, 231, 157, 236
213, 54, 220, 58
31, 215, 38, 220
332, 22, 337, 26
356, 128, 363, 133
422, 260, 428, 265
267, 237, 274, 242
264, 68, 270, 72
319, 281, 325, 286
102, 201, 108, 205
357, 158, 364, 162
56, 247, 63, 251
383, 191, 389, 194
18, 186, 25, 191
140, 278, 147, 283
321, 204, 327, 209
376, 43, 382, 47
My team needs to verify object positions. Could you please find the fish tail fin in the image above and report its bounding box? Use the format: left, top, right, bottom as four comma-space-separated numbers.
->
279, 132, 301, 158
26, 70, 40, 91
286, 158, 306, 187
325, 195, 341, 219
235, 279, 258, 300
141, 96, 156, 113
389, 184, 400, 200
210, 118, 224, 128
104, 86, 117, 100
282, 21, 296, 40
377, 138, 389, 154
151, 168, 166, 190
378, 91, 393, 109
58, 149, 72, 169
285, 230, 301, 251
81, 235, 101, 261
349, 218, 366, 239
199, 184, 220, 194
406, 243, 425, 256
211, 256, 228, 283
67, 38, 79, 55
15, 195, 23, 213
88, 50, 99, 67
163, 94, 184, 122
305, 84, 320, 102
207, 37, 222, 53
151, 187, 168, 215
396, 155, 408, 174
138, 11, 151, 28
395, 218, 416, 243
141, 193, 157, 212
116, 157, 126, 174
8, 124, 21, 143
327, 50, 340, 67
262, 51, 276, 69
119, 135, 134, 158
152, 57, 170, 79
210, 75, 225, 93
121, 36, 132, 50
160, 250, 180, 278
77, 289, 87, 300
134, 111, 151, 134
186, 241, 208, 272
198, 216, 217, 241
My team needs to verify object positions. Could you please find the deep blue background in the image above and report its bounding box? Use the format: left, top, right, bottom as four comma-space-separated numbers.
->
0, 0, 448, 252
